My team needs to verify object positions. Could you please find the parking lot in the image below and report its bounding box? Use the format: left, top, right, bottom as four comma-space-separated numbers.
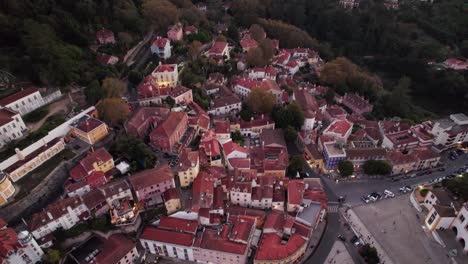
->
353, 194, 450, 264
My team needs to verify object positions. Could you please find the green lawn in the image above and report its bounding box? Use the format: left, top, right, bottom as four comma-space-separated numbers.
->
13, 148, 75, 200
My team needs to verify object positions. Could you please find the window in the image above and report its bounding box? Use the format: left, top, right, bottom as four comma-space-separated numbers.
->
427, 212, 438, 225
460, 214, 466, 223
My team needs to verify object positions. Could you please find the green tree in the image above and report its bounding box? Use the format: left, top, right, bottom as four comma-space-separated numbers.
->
128, 70, 143, 86
96, 98, 130, 125
362, 160, 392, 175
102, 77, 126, 98
383, 76, 412, 117
287, 155, 306, 177
231, 130, 244, 146
111, 136, 157, 171
338, 160, 354, 177
443, 173, 468, 200
85, 80, 105, 105
324, 87, 336, 104
359, 244, 380, 264
142, 0, 180, 31
44, 249, 62, 264
165, 96, 175, 108
247, 88, 276, 113
249, 24, 266, 42
188, 40, 202, 60
227, 23, 240, 42
285, 126, 298, 142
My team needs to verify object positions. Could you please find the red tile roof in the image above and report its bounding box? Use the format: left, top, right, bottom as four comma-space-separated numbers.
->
153, 37, 169, 48
287, 180, 305, 205
28, 197, 83, 231
209, 41, 228, 55
223, 140, 247, 156
228, 158, 250, 169
255, 233, 306, 261
214, 119, 230, 134
264, 209, 294, 233
150, 112, 188, 138
129, 165, 173, 190
153, 64, 177, 73
140, 226, 195, 246
95, 234, 136, 264
195, 227, 247, 254
82, 189, 106, 210
74, 117, 105, 133
0, 227, 19, 258
413, 147, 439, 161
177, 148, 199, 171
70, 148, 113, 181
0, 87, 39, 106
163, 188, 180, 202
389, 150, 418, 165
159, 216, 198, 234
294, 89, 319, 118
240, 39, 258, 50
191, 171, 215, 211
324, 119, 352, 137
0, 108, 18, 127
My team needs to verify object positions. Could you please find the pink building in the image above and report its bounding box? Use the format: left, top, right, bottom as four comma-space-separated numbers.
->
342, 93, 373, 115
129, 165, 175, 206
125, 107, 170, 140
167, 23, 183, 41
169, 86, 193, 105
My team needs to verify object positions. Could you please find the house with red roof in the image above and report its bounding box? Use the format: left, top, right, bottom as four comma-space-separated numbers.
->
70, 116, 109, 145
232, 77, 259, 100
413, 147, 441, 171
29, 197, 89, 240
323, 105, 348, 123
199, 130, 223, 167
129, 165, 175, 206
206, 41, 230, 64
323, 119, 353, 144
342, 93, 373, 115
184, 25, 198, 35
150, 37, 171, 59
346, 148, 388, 170
167, 22, 183, 41
68, 234, 139, 264
96, 53, 119, 65
140, 217, 199, 259
231, 114, 275, 138
69, 148, 114, 182
0, 87, 45, 116
255, 210, 310, 264
248, 66, 277, 81
125, 107, 170, 140
240, 38, 258, 52
163, 188, 181, 214
96, 28, 115, 44
192, 215, 257, 264
388, 150, 419, 174
293, 89, 319, 131
188, 102, 210, 133
207, 93, 242, 116
0, 222, 44, 264
222, 140, 248, 160
214, 119, 231, 144
170, 85, 193, 105
177, 148, 200, 187
151, 62, 179, 87
382, 130, 419, 150
150, 112, 188, 153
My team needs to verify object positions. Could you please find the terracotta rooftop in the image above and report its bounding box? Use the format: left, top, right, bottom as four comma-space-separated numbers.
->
99, 179, 131, 199
177, 148, 199, 171
158, 216, 198, 234
95, 234, 136, 264
288, 180, 305, 205
153, 37, 169, 48
209, 41, 228, 54
82, 189, 106, 210
28, 197, 83, 231
163, 188, 180, 202
0, 87, 39, 106
413, 147, 439, 161
70, 148, 113, 181
150, 112, 187, 138
214, 119, 230, 134
260, 129, 286, 149
73, 116, 105, 133
153, 63, 177, 73
255, 233, 307, 261
346, 148, 387, 161
223, 140, 247, 156
129, 165, 173, 191
211, 94, 241, 109
0, 108, 18, 127
389, 150, 418, 165
140, 226, 195, 246
324, 119, 353, 138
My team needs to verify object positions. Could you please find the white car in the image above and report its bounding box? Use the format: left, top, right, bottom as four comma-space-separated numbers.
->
384, 190, 395, 198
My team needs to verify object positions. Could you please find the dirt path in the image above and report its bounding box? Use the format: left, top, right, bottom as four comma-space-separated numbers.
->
27, 96, 70, 132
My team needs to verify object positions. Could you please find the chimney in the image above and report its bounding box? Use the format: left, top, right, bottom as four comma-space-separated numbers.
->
15, 148, 25, 160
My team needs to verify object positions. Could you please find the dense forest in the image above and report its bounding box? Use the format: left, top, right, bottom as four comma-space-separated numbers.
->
0, 0, 467, 117
229, 0, 468, 115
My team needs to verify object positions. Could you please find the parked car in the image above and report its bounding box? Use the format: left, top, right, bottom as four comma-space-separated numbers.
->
449, 155, 457, 161
416, 172, 425, 176
361, 196, 370, 204
399, 187, 407, 193
405, 186, 413, 192
425, 171, 432, 175
384, 190, 395, 198
438, 167, 446, 172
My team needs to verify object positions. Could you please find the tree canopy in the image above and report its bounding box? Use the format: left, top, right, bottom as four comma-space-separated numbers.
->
338, 160, 354, 177
96, 98, 129, 125
247, 88, 276, 114
362, 160, 392, 176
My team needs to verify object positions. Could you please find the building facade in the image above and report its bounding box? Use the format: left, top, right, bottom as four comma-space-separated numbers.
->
0, 88, 45, 116
0, 108, 27, 148
0, 172, 15, 206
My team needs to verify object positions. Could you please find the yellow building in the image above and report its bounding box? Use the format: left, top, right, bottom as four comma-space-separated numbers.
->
70, 147, 114, 181
304, 144, 324, 172
0, 172, 15, 206
163, 188, 181, 214
177, 149, 200, 187
71, 116, 109, 145
7, 138, 66, 182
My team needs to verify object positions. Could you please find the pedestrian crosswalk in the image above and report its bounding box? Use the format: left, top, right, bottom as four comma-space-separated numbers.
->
328, 204, 339, 213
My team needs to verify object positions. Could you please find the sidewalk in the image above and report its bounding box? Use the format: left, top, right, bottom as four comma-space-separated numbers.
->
305, 218, 327, 257
343, 209, 394, 264
324, 241, 355, 264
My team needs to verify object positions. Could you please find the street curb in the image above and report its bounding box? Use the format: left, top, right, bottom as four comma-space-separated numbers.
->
309, 217, 329, 257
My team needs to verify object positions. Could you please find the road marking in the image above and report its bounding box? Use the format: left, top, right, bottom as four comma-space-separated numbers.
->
328, 205, 339, 213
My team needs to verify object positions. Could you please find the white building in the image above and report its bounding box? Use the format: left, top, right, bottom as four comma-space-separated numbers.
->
29, 197, 89, 240
99, 179, 133, 206
451, 204, 468, 253
0, 108, 27, 148
230, 183, 252, 208
208, 94, 242, 116
151, 63, 179, 87
151, 37, 172, 59
222, 140, 248, 160
0, 87, 45, 116
430, 113, 468, 150
0, 225, 44, 264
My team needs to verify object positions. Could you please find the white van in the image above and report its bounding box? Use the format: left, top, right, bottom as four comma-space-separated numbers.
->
384, 190, 395, 198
